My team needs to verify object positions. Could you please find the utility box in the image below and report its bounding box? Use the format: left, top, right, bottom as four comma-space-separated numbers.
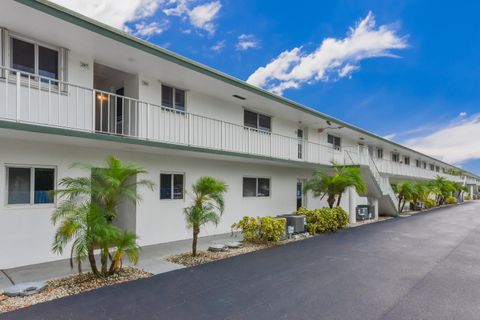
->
356, 205, 374, 221
277, 214, 306, 233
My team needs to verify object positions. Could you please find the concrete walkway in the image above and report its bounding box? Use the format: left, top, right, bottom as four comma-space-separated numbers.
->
0, 232, 241, 290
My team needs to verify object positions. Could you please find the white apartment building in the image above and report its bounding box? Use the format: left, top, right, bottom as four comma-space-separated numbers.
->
0, 0, 479, 269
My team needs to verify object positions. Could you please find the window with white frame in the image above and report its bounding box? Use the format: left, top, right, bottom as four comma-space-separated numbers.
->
161, 85, 185, 111
404, 156, 410, 165
430, 164, 435, 171
377, 148, 383, 159
392, 153, 400, 163
10, 36, 60, 80
6, 166, 55, 205
244, 110, 271, 132
416, 159, 421, 168
327, 134, 341, 150
160, 173, 184, 200
243, 177, 270, 197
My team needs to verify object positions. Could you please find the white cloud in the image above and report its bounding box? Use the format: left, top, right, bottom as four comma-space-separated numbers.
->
133, 20, 169, 37
51, 0, 221, 36
405, 113, 480, 164
247, 12, 407, 95
211, 40, 226, 52
188, 1, 222, 34
163, 0, 222, 35
459, 111, 467, 117
50, 0, 162, 29
236, 34, 260, 51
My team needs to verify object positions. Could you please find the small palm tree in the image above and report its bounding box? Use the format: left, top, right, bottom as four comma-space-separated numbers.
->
410, 181, 428, 210
109, 231, 140, 274
184, 177, 228, 256
52, 155, 154, 276
52, 202, 117, 275
392, 181, 415, 212
304, 165, 367, 208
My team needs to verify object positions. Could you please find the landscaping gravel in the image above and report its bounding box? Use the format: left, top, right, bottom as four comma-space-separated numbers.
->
166, 234, 312, 267
0, 267, 152, 314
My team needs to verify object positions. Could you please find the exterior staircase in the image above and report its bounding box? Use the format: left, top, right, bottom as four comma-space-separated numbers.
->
344, 147, 398, 216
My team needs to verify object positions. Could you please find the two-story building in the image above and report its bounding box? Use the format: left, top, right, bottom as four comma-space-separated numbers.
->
1, 0, 479, 269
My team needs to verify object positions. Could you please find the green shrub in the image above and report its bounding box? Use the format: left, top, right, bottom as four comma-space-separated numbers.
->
464, 195, 472, 201
445, 196, 457, 205
259, 216, 286, 242
231, 216, 259, 242
295, 207, 348, 234
295, 207, 310, 215
332, 207, 349, 228
232, 216, 286, 243
424, 198, 436, 209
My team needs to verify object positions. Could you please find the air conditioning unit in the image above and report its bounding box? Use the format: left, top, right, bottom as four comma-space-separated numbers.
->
277, 214, 306, 233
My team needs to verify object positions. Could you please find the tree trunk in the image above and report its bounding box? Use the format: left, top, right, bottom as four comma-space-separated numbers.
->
327, 193, 336, 209
400, 199, 406, 213
398, 197, 403, 212
88, 249, 99, 276
192, 226, 200, 257
101, 248, 108, 275
336, 193, 342, 207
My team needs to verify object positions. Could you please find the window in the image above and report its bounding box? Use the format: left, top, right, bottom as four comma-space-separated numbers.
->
392, 153, 400, 163
10, 37, 59, 80
436, 166, 440, 172
7, 166, 55, 205
243, 110, 271, 132
377, 148, 383, 159
423, 161, 427, 169
416, 160, 421, 168
327, 134, 341, 150
161, 85, 186, 111
160, 173, 184, 200
11, 38, 34, 74
243, 177, 270, 197
404, 156, 410, 165
430, 164, 435, 171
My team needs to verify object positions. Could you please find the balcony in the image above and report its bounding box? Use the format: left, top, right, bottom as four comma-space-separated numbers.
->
0, 66, 345, 165
0, 66, 473, 184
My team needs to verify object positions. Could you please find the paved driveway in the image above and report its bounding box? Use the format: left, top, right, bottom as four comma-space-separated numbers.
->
4, 202, 480, 320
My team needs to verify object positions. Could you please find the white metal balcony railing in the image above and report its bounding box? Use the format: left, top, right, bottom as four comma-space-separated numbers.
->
0, 66, 346, 165
0, 66, 475, 186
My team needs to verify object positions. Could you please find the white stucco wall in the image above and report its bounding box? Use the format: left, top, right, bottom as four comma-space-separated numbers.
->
0, 137, 364, 269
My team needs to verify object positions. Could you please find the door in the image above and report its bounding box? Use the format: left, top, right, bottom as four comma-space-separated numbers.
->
296, 179, 306, 210
297, 129, 304, 160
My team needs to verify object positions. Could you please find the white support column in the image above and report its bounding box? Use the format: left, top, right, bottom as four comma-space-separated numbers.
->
372, 198, 379, 220
348, 187, 357, 224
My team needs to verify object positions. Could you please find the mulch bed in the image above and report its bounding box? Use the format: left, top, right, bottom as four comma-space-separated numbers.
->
166, 234, 312, 267
0, 267, 152, 314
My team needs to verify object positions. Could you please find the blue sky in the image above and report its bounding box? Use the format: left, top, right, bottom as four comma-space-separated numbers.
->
53, 0, 480, 174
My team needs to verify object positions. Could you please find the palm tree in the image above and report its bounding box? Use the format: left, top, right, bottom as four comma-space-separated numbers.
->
410, 181, 428, 210
109, 231, 140, 275
52, 155, 154, 276
184, 177, 228, 256
430, 176, 456, 205
303, 165, 367, 209
392, 181, 415, 212
52, 202, 118, 275
88, 155, 155, 221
